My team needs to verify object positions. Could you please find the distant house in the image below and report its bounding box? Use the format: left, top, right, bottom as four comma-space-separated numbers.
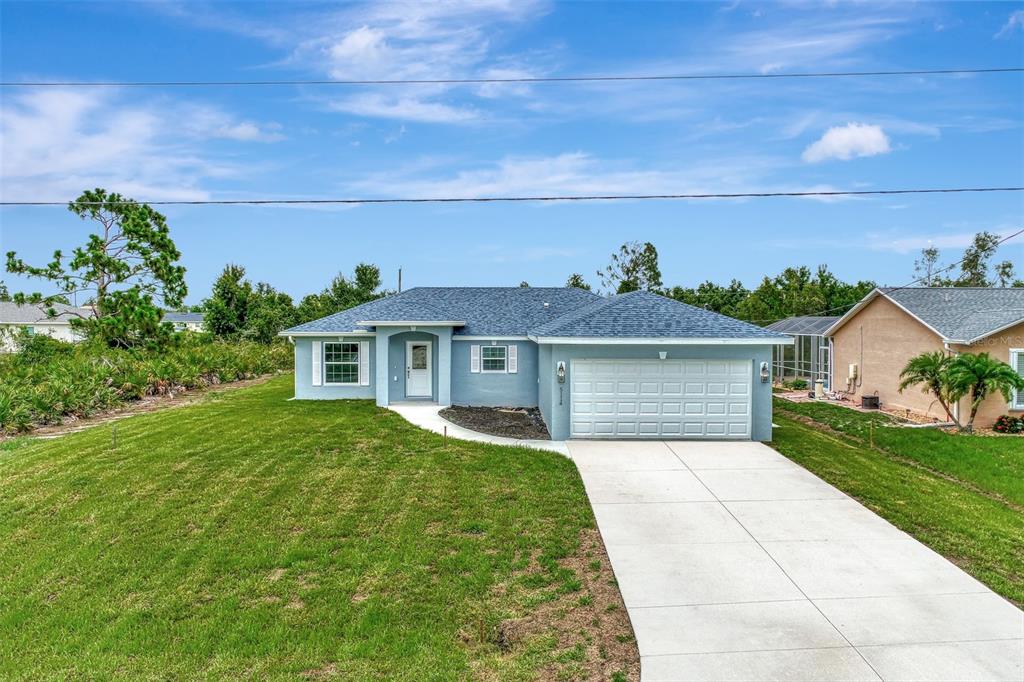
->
280, 287, 792, 441
826, 287, 1024, 427
0, 302, 89, 352
764, 316, 839, 390
164, 312, 205, 332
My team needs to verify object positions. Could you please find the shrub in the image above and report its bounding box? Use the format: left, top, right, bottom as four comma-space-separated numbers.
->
993, 415, 1024, 434
0, 338, 293, 434
785, 378, 809, 391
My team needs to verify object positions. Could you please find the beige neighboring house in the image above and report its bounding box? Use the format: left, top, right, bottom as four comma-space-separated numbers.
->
826, 287, 1024, 427
164, 312, 205, 332
0, 301, 91, 352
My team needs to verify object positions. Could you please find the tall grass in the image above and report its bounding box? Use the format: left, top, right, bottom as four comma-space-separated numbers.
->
0, 335, 293, 433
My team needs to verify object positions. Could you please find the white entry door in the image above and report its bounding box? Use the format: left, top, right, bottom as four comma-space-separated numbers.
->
570, 359, 752, 439
406, 341, 432, 398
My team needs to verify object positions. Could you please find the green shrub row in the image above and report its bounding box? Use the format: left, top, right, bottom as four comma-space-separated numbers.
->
0, 335, 293, 434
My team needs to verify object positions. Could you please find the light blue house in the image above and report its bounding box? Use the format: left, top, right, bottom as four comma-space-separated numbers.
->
281, 287, 792, 441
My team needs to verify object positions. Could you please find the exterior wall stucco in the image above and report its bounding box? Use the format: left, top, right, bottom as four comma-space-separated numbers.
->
373, 326, 452, 406
451, 340, 539, 407
1, 323, 82, 352
293, 336, 376, 400
538, 343, 774, 441
951, 319, 1024, 426
831, 295, 949, 420
831, 296, 1024, 428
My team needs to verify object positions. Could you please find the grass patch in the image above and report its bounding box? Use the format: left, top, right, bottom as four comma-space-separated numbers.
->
0, 375, 637, 680
770, 410, 1024, 606
775, 398, 1024, 507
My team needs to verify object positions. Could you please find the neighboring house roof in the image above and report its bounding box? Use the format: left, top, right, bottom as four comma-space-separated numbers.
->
164, 312, 205, 323
530, 290, 791, 341
764, 316, 840, 336
0, 302, 89, 325
824, 287, 1024, 344
284, 287, 601, 336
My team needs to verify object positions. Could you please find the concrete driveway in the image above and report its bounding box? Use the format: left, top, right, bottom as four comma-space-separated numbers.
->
567, 440, 1024, 682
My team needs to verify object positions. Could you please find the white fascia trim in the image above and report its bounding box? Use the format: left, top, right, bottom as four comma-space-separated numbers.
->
528, 336, 794, 345
277, 330, 375, 337
964, 317, 1024, 346
357, 320, 465, 326
453, 335, 530, 341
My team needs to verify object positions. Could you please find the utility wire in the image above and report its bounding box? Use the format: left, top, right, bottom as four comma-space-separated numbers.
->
3, 67, 1022, 88
746, 227, 1024, 324
2, 186, 1022, 207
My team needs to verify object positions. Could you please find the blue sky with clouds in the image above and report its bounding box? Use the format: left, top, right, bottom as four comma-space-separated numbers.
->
1, 1, 1022, 304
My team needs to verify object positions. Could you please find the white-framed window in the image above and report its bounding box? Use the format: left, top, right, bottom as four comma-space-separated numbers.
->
1010, 349, 1024, 410
21, 326, 35, 336
481, 345, 507, 372
324, 341, 360, 384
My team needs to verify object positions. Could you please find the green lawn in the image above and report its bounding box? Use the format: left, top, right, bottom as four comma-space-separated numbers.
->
0, 375, 636, 681
771, 400, 1024, 606
775, 398, 1024, 507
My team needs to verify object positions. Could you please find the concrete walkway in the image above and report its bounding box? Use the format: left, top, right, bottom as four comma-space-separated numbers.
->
567, 440, 1024, 682
389, 403, 568, 455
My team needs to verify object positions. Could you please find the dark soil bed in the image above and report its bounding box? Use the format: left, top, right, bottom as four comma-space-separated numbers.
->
439, 405, 551, 440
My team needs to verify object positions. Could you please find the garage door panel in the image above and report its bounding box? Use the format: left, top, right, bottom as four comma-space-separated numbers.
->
571, 358, 752, 440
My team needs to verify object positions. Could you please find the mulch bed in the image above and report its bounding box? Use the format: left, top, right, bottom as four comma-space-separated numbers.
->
439, 405, 551, 440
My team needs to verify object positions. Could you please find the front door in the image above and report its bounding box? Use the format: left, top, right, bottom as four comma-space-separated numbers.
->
406, 341, 432, 398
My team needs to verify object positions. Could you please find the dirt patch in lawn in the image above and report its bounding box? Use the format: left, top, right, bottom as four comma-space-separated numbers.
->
10, 373, 283, 442
483, 527, 640, 681
440, 405, 551, 440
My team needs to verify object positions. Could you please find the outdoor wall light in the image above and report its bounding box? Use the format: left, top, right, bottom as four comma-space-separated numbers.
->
556, 361, 566, 384
760, 361, 770, 383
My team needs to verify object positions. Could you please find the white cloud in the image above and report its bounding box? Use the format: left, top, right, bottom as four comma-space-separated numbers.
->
802, 123, 891, 163
345, 151, 845, 203
864, 228, 1020, 254
995, 10, 1024, 38
327, 93, 479, 123
0, 89, 277, 202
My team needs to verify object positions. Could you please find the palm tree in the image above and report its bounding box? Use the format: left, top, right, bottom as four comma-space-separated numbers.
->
946, 352, 1024, 432
898, 351, 958, 427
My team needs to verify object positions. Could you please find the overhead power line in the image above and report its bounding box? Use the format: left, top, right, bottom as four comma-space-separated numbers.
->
2, 186, 1022, 207
749, 227, 1024, 324
2, 67, 1022, 88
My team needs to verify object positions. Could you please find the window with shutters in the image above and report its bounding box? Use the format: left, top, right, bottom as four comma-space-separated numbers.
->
481, 345, 507, 372
324, 342, 360, 384
1011, 349, 1024, 410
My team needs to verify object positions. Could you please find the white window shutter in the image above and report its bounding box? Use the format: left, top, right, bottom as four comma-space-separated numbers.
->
359, 341, 370, 386
311, 341, 322, 386
470, 345, 481, 373
507, 344, 518, 373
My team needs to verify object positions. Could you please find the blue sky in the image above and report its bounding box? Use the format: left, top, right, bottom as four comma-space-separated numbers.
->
1, 1, 1022, 304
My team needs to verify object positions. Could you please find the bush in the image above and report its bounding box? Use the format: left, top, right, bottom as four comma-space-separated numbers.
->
993, 415, 1024, 434
785, 378, 809, 391
0, 338, 293, 434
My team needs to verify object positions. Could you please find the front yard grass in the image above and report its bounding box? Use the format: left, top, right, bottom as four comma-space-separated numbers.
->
771, 399, 1024, 606
776, 398, 1024, 507
0, 375, 637, 680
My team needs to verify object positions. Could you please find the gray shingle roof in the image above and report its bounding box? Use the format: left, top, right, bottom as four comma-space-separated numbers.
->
0, 302, 90, 325
764, 316, 840, 336
284, 287, 601, 336
163, 312, 205, 323
530, 290, 790, 339
882, 287, 1024, 342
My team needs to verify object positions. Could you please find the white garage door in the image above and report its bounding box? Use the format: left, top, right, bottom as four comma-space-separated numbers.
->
570, 359, 752, 439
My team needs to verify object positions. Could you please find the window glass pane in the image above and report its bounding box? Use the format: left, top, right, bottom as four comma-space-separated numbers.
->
411, 345, 427, 370
326, 363, 358, 384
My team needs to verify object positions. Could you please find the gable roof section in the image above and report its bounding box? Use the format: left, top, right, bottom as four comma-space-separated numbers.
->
0, 302, 90, 325
529, 290, 791, 342
824, 287, 1024, 344
284, 287, 601, 336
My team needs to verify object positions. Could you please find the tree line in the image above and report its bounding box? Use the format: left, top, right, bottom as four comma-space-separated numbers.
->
4, 189, 1019, 348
